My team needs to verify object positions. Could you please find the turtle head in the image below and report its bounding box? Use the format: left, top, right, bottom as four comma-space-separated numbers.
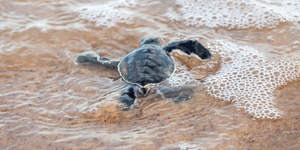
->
139, 36, 162, 47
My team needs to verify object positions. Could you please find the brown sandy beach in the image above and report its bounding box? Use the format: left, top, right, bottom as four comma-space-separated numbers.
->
0, 0, 300, 149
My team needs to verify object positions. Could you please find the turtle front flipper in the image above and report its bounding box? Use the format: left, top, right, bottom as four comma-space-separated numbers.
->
163, 40, 212, 60
75, 51, 119, 69
157, 86, 194, 104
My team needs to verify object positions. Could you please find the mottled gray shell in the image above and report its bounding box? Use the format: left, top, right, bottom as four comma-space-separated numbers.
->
118, 44, 175, 88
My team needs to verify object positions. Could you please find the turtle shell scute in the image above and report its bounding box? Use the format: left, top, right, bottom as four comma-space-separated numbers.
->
118, 45, 175, 87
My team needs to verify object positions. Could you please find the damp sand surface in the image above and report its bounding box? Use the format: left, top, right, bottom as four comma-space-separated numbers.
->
0, 0, 300, 149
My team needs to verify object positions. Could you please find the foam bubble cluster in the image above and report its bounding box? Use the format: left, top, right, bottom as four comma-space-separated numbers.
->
170, 0, 300, 29
178, 143, 198, 150
75, 0, 136, 27
205, 40, 300, 119
167, 64, 197, 87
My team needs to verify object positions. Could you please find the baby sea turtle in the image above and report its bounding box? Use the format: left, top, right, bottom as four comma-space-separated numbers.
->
75, 36, 211, 110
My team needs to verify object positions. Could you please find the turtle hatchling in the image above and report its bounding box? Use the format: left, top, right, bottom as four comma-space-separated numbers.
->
75, 36, 211, 110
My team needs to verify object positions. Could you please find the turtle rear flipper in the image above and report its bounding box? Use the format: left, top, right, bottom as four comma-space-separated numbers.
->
158, 86, 194, 104
119, 85, 144, 111
75, 51, 119, 69
119, 94, 135, 111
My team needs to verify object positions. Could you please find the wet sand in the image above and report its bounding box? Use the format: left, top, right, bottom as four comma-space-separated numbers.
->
0, 0, 300, 149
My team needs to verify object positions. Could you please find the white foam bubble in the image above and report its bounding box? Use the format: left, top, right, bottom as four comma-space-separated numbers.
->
170, 0, 300, 29
167, 63, 198, 87
75, 0, 136, 27
178, 143, 198, 150
205, 40, 300, 119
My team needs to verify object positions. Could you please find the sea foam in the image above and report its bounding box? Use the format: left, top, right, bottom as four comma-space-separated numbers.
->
75, 0, 136, 27
205, 40, 300, 119
166, 39, 300, 119
168, 0, 300, 29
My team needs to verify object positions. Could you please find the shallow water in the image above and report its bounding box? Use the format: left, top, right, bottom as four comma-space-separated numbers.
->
0, 0, 300, 149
